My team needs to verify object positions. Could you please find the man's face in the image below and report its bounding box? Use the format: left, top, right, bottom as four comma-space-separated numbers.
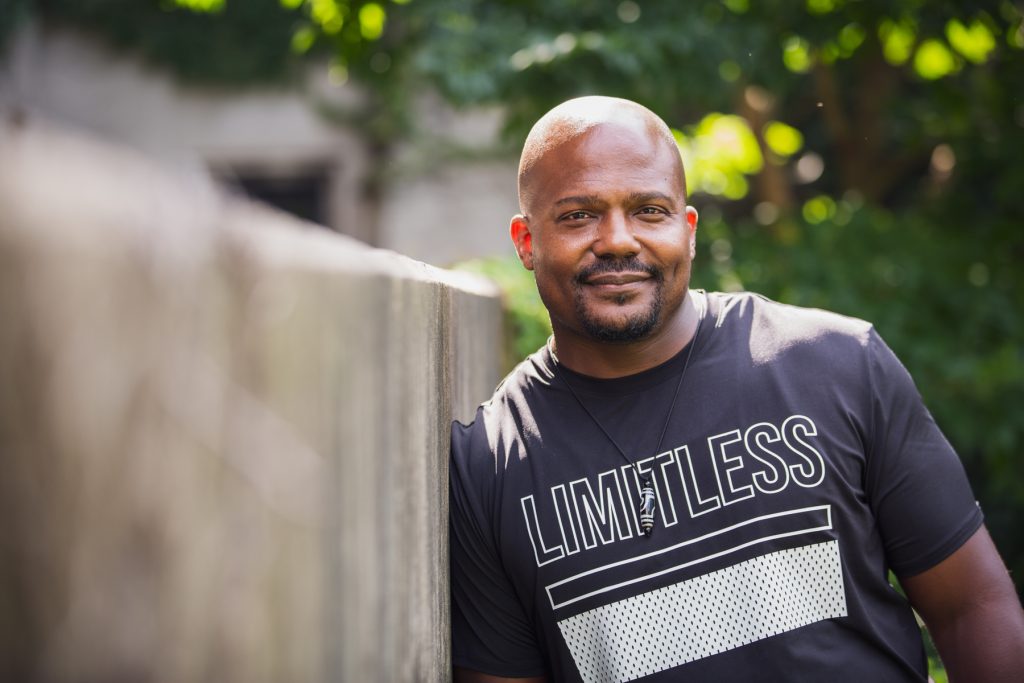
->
511, 123, 697, 345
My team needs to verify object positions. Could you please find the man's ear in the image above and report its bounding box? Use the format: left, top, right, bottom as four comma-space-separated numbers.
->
510, 215, 534, 271
685, 206, 698, 259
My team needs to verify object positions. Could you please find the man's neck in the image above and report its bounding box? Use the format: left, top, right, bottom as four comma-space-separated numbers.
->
550, 292, 702, 379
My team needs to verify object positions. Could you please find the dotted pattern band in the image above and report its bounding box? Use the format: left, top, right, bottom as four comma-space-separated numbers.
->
557, 540, 847, 683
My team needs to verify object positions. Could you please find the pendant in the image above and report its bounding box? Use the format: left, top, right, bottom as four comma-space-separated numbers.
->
639, 478, 656, 536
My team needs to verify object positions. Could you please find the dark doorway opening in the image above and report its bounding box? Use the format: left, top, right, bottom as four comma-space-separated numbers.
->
218, 165, 333, 229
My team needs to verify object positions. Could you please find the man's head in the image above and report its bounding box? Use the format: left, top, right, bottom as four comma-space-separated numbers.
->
511, 96, 698, 346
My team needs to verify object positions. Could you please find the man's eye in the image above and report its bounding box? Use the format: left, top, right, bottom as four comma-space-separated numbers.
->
563, 211, 590, 220
638, 206, 664, 215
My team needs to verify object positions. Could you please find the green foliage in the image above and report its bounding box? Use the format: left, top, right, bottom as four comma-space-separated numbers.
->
890, 573, 947, 680
926, 639, 949, 683
675, 114, 763, 200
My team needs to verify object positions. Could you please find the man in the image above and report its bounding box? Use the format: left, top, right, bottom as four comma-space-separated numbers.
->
449, 96, 1024, 682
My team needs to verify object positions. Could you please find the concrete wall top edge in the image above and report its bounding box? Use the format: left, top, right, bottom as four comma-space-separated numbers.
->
225, 206, 500, 298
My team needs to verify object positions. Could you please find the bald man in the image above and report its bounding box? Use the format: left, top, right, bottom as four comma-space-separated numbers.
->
449, 97, 1024, 682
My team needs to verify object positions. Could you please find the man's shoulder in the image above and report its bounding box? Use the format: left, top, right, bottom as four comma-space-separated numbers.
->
460, 344, 550, 417
703, 290, 880, 372
708, 290, 875, 343
450, 345, 552, 466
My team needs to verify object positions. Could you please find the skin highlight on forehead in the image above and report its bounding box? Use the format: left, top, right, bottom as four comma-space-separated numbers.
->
517, 96, 685, 215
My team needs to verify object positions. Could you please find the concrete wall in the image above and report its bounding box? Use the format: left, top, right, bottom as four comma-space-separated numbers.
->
0, 112, 504, 682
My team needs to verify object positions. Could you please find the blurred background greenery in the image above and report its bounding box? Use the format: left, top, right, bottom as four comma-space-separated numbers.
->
3, 0, 1021, 661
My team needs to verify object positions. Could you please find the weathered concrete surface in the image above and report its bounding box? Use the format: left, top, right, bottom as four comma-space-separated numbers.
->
0, 112, 504, 682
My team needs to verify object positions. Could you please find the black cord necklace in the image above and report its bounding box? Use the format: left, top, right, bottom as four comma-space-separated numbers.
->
551, 300, 704, 538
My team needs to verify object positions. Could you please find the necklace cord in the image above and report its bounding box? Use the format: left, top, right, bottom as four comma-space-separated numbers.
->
552, 296, 705, 481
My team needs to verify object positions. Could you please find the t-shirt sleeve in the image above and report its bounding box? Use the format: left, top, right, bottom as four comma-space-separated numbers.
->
449, 418, 547, 677
863, 329, 984, 578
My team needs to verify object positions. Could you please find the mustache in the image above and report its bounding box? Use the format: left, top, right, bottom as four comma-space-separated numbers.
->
575, 257, 662, 284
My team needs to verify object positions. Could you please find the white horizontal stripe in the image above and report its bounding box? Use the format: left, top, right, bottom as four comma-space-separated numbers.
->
546, 505, 832, 609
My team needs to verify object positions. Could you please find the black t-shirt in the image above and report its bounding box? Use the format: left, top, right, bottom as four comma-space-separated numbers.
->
450, 291, 983, 682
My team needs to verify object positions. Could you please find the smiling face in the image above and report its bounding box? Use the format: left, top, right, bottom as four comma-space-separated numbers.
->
511, 116, 697, 350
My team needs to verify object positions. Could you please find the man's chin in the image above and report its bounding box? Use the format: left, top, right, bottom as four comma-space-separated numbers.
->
579, 310, 660, 343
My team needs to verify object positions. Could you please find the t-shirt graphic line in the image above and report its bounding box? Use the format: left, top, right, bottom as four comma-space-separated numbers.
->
546, 504, 833, 609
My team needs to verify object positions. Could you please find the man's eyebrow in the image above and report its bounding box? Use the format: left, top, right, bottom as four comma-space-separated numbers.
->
625, 191, 680, 205
554, 195, 604, 207
552, 192, 682, 207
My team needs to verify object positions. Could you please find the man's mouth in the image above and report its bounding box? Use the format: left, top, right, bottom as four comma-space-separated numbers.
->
583, 272, 651, 286
577, 257, 661, 287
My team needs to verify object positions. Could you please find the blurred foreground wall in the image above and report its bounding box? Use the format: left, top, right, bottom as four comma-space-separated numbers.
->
0, 112, 504, 682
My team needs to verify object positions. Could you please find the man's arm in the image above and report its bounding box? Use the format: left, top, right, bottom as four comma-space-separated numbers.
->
453, 667, 547, 683
901, 525, 1024, 683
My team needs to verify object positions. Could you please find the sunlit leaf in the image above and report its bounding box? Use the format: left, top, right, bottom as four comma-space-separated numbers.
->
946, 19, 996, 63
914, 39, 958, 79
722, 174, 749, 200
723, 0, 749, 15
701, 114, 763, 172
173, 0, 225, 12
802, 195, 837, 223
359, 3, 386, 40
879, 18, 916, 65
782, 35, 813, 72
763, 121, 804, 157
291, 25, 316, 53
837, 23, 865, 55
310, 0, 344, 34
806, 0, 842, 16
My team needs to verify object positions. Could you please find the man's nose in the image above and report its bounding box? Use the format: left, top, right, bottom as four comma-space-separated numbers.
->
592, 210, 641, 257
